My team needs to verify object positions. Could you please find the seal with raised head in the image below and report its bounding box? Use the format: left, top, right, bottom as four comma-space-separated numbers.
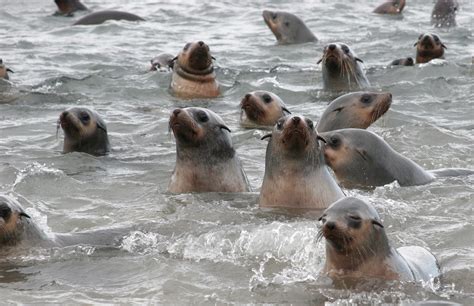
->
389, 57, 414, 66
73, 10, 144, 25
262, 10, 317, 45
320, 128, 435, 188
431, 0, 458, 28
240, 91, 291, 128
259, 114, 344, 210
58, 107, 111, 156
317, 43, 370, 92
317, 92, 392, 133
373, 0, 406, 14
415, 33, 446, 64
0, 59, 14, 80
54, 0, 88, 16
319, 197, 440, 285
170, 41, 219, 99
168, 107, 250, 193
150, 53, 175, 72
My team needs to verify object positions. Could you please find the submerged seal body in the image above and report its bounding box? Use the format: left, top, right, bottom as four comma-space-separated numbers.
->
431, 0, 458, 28
0, 59, 14, 80
317, 92, 392, 133
320, 129, 435, 188
168, 107, 250, 193
415, 33, 446, 64
240, 91, 291, 128
319, 197, 440, 285
318, 43, 370, 92
73, 10, 144, 25
390, 57, 414, 66
170, 41, 219, 99
262, 10, 317, 44
54, 0, 88, 16
259, 115, 344, 210
150, 53, 175, 72
58, 107, 111, 156
373, 0, 406, 14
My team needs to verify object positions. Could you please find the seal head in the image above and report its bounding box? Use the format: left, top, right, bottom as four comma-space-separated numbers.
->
390, 57, 414, 66
54, 0, 88, 16
373, 0, 406, 14
150, 53, 175, 72
317, 92, 392, 133
240, 91, 291, 128
415, 33, 446, 64
58, 107, 111, 156
262, 10, 317, 44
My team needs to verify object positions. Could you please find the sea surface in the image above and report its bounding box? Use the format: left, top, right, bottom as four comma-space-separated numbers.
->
0, 0, 473, 304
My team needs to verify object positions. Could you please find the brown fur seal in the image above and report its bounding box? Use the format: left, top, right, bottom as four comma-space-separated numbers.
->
240, 91, 291, 128
54, 0, 88, 16
262, 10, 317, 44
373, 0, 406, 14
73, 10, 144, 25
58, 107, 110, 156
320, 129, 435, 188
317, 92, 392, 133
259, 115, 344, 210
390, 57, 414, 66
150, 53, 175, 72
0, 59, 14, 80
431, 0, 458, 28
168, 107, 250, 193
317, 43, 370, 91
319, 197, 440, 285
415, 33, 446, 64
170, 41, 219, 99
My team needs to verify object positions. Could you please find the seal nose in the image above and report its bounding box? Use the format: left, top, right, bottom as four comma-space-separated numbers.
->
388, 93, 392, 99
198, 41, 204, 46
325, 221, 336, 231
422, 35, 431, 43
328, 44, 336, 51
173, 109, 181, 117
292, 116, 301, 125
60, 111, 69, 120
244, 94, 251, 100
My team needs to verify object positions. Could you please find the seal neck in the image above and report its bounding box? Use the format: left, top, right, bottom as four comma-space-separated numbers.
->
174, 63, 216, 83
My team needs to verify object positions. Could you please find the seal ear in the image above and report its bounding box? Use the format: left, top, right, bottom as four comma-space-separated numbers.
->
220, 125, 231, 133
316, 58, 323, 64
211, 56, 216, 60
317, 135, 327, 143
19, 212, 31, 219
7, 68, 14, 73
171, 56, 178, 63
355, 57, 364, 63
261, 134, 272, 140
372, 219, 384, 228
282, 107, 292, 115
441, 43, 447, 49
413, 42, 418, 47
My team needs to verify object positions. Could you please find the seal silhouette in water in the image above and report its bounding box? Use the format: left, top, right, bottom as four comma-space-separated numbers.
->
73, 10, 144, 25
58, 107, 111, 156
318, 197, 440, 286
431, 0, 458, 28
240, 91, 291, 128
262, 10, 317, 44
170, 41, 219, 99
373, 0, 406, 15
259, 114, 344, 210
389, 57, 414, 66
53, 0, 88, 16
150, 53, 175, 72
317, 92, 392, 133
0, 59, 14, 80
415, 33, 446, 64
168, 107, 250, 193
317, 43, 370, 92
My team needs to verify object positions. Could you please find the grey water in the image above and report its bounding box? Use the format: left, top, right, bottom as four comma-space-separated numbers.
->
0, 0, 473, 304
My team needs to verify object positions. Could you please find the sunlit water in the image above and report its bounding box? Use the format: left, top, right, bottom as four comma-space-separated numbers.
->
0, 0, 473, 304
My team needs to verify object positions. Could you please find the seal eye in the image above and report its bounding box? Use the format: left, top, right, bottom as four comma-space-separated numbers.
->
361, 94, 372, 104
196, 111, 209, 123
306, 119, 314, 130
80, 112, 90, 123
284, 22, 290, 27
329, 136, 340, 147
348, 215, 361, 221
272, 13, 277, 20
183, 43, 191, 51
262, 94, 272, 104
341, 45, 350, 53
433, 35, 440, 42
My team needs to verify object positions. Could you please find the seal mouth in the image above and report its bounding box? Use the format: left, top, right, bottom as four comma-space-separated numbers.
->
59, 112, 81, 138
280, 118, 311, 151
169, 110, 201, 145
370, 93, 392, 124
240, 95, 264, 122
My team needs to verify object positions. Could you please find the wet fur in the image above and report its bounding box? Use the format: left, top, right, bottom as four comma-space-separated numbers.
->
262, 10, 317, 44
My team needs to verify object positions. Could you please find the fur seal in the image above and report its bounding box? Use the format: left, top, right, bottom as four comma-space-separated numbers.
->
259, 114, 344, 210
73, 10, 144, 25
170, 41, 219, 99
317, 92, 392, 133
390, 57, 414, 66
150, 53, 175, 72
431, 0, 459, 28
168, 107, 250, 193
373, 0, 406, 14
320, 129, 435, 188
262, 10, 317, 44
240, 91, 291, 128
54, 0, 88, 16
415, 33, 446, 64
58, 107, 110, 156
319, 197, 440, 284
317, 43, 370, 91
0, 59, 14, 80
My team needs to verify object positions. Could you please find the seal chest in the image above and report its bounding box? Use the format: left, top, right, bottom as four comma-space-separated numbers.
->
170, 41, 219, 99
259, 114, 344, 210
168, 107, 250, 193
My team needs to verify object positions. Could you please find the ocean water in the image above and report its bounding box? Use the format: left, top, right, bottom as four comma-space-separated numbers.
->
0, 0, 473, 304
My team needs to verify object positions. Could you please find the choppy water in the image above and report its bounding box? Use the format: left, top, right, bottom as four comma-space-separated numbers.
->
0, 0, 473, 304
